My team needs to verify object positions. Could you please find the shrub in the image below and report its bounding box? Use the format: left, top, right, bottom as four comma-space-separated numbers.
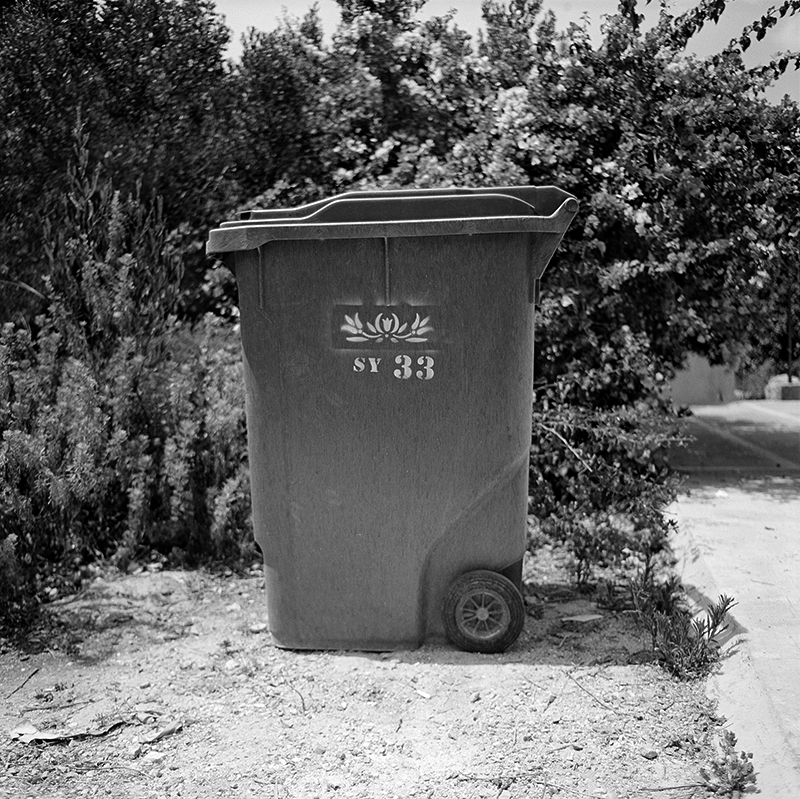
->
632, 581, 736, 680
701, 730, 757, 795
530, 397, 684, 586
0, 139, 251, 628
0, 533, 21, 619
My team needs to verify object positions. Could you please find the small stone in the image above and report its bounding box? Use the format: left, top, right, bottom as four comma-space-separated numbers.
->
249, 622, 268, 634
641, 750, 659, 760
470, 692, 481, 703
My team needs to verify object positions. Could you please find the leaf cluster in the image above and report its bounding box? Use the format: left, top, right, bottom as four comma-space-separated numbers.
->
633, 585, 737, 680
530, 397, 684, 585
700, 730, 757, 795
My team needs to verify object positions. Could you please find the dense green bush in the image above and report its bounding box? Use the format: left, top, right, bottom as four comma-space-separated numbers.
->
530, 402, 683, 586
0, 142, 250, 628
529, 326, 686, 585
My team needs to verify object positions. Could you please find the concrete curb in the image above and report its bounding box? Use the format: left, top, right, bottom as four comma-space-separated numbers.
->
674, 496, 800, 796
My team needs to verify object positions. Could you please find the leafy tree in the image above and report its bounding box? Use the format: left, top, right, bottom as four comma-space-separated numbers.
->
425, 1, 800, 385
737, 98, 800, 374
479, 0, 542, 89
229, 9, 330, 202
93, 0, 233, 222
0, 0, 233, 323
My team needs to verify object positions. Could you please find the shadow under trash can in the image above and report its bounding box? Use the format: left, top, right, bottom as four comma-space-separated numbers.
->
207, 186, 578, 653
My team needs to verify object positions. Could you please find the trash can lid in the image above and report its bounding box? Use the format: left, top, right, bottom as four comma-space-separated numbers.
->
207, 186, 578, 255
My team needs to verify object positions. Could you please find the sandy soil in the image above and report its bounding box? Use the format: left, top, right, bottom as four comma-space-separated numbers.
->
1, 549, 727, 799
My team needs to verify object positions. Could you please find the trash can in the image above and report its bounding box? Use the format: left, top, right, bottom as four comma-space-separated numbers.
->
207, 186, 578, 652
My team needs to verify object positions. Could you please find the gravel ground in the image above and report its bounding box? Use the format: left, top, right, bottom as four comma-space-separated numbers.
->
0, 548, 730, 799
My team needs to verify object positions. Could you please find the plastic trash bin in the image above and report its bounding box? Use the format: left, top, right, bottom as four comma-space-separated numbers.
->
207, 186, 578, 652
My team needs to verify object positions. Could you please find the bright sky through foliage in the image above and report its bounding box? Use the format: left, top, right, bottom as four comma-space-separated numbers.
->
213, 0, 799, 102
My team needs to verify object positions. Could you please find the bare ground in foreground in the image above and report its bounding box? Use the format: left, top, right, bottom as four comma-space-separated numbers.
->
1, 548, 728, 799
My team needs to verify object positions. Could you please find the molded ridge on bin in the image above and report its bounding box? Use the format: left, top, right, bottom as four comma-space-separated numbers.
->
207, 186, 578, 255
232, 185, 570, 221
247, 194, 535, 225
207, 184, 578, 651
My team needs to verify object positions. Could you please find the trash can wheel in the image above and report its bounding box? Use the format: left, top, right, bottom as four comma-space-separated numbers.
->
443, 570, 525, 653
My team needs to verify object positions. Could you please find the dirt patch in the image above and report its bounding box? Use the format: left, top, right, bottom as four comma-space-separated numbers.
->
1, 549, 724, 798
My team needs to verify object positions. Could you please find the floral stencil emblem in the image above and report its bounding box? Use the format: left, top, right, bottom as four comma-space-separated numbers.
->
341, 311, 433, 344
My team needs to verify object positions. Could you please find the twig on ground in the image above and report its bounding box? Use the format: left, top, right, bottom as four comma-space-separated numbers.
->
545, 742, 582, 754
542, 673, 570, 713
76, 763, 146, 777
21, 699, 93, 712
5, 668, 39, 699
451, 771, 585, 798
408, 682, 432, 699
545, 741, 583, 755
281, 678, 306, 713
521, 674, 540, 690
565, 670, 623, 716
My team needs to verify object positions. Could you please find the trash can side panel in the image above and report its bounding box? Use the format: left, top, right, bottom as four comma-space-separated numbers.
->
231, 249, 298, 592
389, 232, 536, 485
382, 233, 535, 642
250, 238, 436, 648
230, 245, 384, 648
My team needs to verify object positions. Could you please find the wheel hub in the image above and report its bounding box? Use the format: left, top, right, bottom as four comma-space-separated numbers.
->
443, 569, 525, 653
457, 589, 509, 639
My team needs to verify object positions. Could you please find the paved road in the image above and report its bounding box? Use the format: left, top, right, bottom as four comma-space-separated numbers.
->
671, 401, 800, 795
670, 400, 800, 473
